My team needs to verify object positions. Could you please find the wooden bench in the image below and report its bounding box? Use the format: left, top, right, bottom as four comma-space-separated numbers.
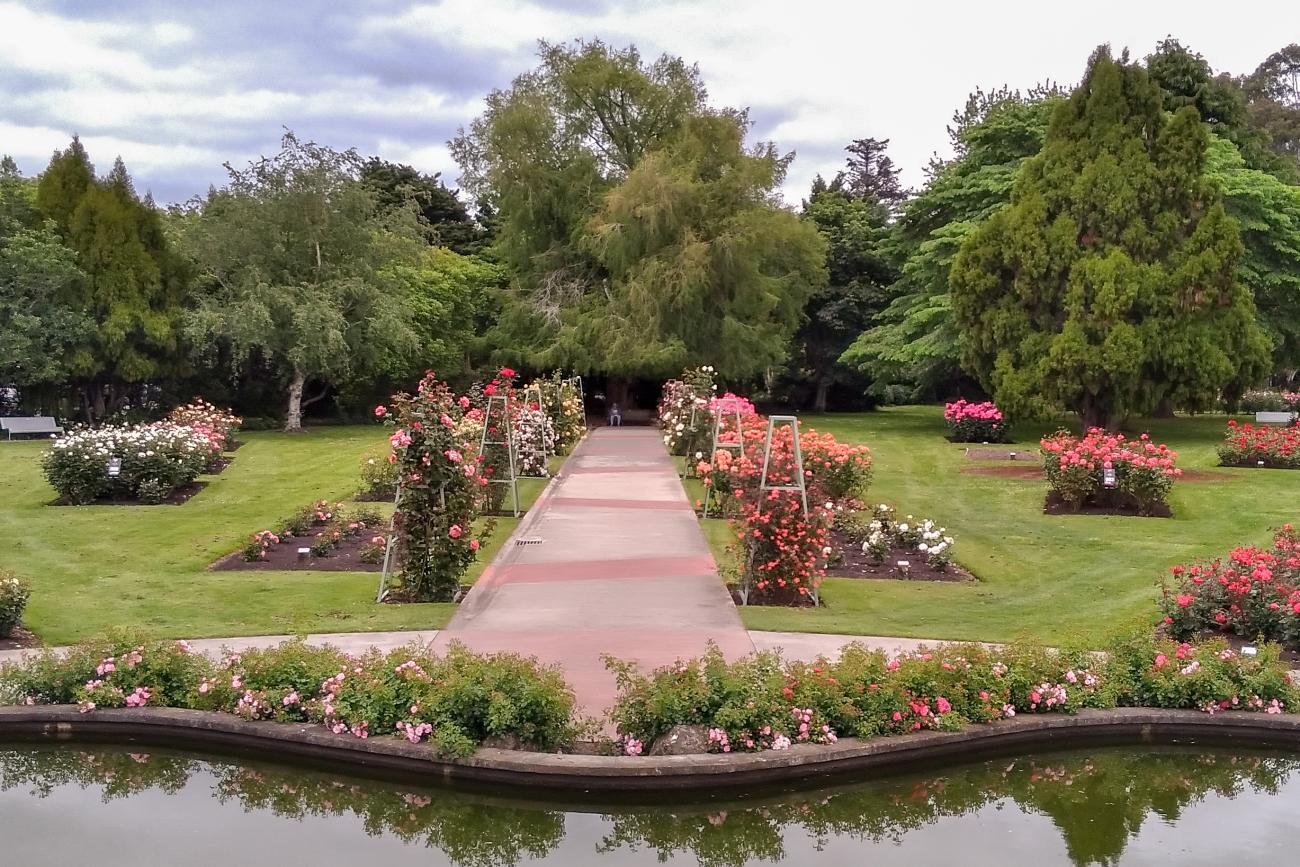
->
1, 416, 64, 440
1255, 411, 1298, 425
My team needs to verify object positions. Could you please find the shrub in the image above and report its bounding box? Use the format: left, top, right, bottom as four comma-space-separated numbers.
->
1160, 525, 1300, 649
358, 449, 399, 500
529, 371, 586, 454
659, 366, 717, 455
0, 572, 30, 638
1040, 428, 1181, 515
515, 405, 557, 477
166, 398, 242, 451
1237, 389, 1300, 413
943, 399, 1009, 442
607, 635, 1298, 753
1218, 420, 1300, 468
42, 423, 218, 504
857, 505, 956, 570
0, 638, 578, 758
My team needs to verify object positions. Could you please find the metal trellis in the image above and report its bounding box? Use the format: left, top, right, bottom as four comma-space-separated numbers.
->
480, 393, 521, 517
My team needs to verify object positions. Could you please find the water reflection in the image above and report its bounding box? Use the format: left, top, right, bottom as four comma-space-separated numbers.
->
0, 745, 1296, 866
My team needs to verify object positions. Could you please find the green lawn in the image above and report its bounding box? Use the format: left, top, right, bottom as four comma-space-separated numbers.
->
692, 407, 1297, 645
0, 428, 555, 644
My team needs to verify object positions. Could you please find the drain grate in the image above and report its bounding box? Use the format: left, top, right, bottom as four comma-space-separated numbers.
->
515, 538, 544, 547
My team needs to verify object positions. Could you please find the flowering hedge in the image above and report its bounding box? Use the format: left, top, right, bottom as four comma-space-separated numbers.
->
380, 372, 489, 601
1218, 420, 1300, 468
0, 637, 577, 758
943, 399, 1009, 443
1238, 389, 1300, 413
529, 371, 586, 454
608, 634, 1297, 755
42, 423, 219, 504
166, 398, 242, 452
1161, 525, 1300, 649
0, 571, 29, 638
1040, 429, 1181, 515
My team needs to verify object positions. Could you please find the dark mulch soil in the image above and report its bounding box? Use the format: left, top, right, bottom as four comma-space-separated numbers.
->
225, 440, 245, 452
211, 532, 383, 572
824, 528, 976, 583
49, 481, 208, 507
0, 626, 41, 651
204, 457, 232, 475
381, 585, 472, 604
725, 583, 819, 608
1044, 490, 1172, 518
354, 488, 397, 503
1221, 459, 1300, 471
963, 447, 1029, 460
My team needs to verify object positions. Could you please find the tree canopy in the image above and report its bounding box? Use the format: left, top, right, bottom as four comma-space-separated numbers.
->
950, 47, 1269, 428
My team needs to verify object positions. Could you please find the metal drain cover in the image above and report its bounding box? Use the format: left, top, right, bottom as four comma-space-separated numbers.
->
515, 538, 543, 546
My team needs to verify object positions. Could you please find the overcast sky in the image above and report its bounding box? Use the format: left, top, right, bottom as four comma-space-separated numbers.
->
0, 0, 1290, 207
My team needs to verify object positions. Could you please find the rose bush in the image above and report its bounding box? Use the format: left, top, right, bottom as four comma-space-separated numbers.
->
859, 504, 956, 570
1218, 420, 1300, 468
358, 448, 399, 500
608, 634, 1297, 755
1238, 389, 1300, 413
1040, 429, 1181, 515
515, 405, 557, 477
529, 371, 586, 454
381, 372, 489, 601
166, 398, 242, 452
42, 423, 218, 504
943, 399, 1009, 443
1160, 525, 1300, 649
0, 571, 30, 638
659, 365, 717, 456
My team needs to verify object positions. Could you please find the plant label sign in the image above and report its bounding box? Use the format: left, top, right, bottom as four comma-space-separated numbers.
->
1102, 467, 1116, 488
106, 457, 122, 478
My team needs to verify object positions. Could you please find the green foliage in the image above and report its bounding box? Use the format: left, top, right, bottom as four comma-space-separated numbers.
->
842, 91, 1061, 400
359, 157, 490, 254
951, 48, 1269, 428
181, 132, 423, 431
453, 40, 824, 380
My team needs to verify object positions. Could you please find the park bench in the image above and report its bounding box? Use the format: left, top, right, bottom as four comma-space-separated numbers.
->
1, 416, 63, 440
1255, 411, 1298, 425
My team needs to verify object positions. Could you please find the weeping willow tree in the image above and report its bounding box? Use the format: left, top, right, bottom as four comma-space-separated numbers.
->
452, 40, 825, 385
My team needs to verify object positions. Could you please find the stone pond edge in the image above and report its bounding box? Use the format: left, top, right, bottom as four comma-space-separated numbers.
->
4, 705, 1300, 794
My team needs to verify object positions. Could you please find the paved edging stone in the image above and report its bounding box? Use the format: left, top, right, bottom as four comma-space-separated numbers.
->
3, 705, 1299, 794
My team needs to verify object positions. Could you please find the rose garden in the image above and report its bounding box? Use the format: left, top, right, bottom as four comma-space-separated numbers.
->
4, 26, 1300, 866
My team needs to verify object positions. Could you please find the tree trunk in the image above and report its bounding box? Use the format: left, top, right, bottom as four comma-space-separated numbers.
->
1078, 394, 1117, 431
285, 368, 305, 432
90, 382, 106, 422
1152, 397, 1175, 419
813, 376, 831, 413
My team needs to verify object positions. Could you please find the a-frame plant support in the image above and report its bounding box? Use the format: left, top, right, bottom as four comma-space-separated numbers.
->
375, 482, 449, 602
701, 397, 746, 518
480, 393, 521, 517
757, 415, 809, 517
521, 383, 550, 475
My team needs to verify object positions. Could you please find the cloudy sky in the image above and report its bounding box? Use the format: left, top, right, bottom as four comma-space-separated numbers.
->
0, 0, 1289, 206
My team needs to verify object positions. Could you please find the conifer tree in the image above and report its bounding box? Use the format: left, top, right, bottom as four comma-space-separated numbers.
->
951, 47, 1269, 429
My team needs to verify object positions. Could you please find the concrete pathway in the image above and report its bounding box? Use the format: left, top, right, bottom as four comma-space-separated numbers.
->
432, 426, 755, 717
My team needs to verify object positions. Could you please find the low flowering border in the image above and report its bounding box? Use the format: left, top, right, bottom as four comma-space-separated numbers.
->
1218, 420, 1300, 469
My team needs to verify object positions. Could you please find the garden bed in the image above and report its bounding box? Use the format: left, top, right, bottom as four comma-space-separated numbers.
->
204, 457, 233, 475
48, 481, 208, 507
0, 626, 39, 651
354, 488, 396, 503
212, 533, 381, 572
1221, 459, 1300, 470
964, 448, 1031, 461
381, 585, 472, 604
824, 528, 975, 582
1043, 490, 1172, 518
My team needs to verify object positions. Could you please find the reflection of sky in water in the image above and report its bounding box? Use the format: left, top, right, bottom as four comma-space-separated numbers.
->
1, 750, 1298, 866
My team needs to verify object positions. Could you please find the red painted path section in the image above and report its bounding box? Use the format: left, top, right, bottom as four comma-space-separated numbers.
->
433, 427, 754, 718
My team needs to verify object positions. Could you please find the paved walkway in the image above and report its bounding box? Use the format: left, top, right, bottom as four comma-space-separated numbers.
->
432, 426, 755, 716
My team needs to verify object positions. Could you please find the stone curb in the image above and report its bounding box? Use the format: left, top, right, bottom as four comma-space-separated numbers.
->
3, 705, 1300, 795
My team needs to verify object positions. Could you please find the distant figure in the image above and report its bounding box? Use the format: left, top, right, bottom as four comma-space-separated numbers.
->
608, 403, 623, 427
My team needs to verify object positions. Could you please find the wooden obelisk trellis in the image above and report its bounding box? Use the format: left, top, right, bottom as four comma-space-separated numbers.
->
701, 397, 746, 518
480, 393, 521, 517
757, 415, 809, 517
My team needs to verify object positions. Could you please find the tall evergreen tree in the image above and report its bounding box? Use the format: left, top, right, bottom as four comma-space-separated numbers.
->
951, 47, 1269, 429
359, 158, 489, 255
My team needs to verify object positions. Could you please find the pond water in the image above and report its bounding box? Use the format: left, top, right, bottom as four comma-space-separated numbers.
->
1, 744, 1296, 866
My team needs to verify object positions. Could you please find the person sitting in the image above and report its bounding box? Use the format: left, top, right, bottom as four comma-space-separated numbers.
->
608, 403, 623, 427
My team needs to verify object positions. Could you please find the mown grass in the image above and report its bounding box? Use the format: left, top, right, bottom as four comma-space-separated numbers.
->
0, 428, 553, 644
692, 406, 1297, 644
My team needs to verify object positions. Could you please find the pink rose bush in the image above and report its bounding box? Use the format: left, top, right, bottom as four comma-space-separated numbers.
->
943, 399, 1009, 443
608, 635, 1296, 755
1, 638, 576, 758
1218, 420, 1300, 468
166, 398, 242, 452
658, 365, 718, 455
1040, 428, 1181, 515
1161, 525, 1300, 650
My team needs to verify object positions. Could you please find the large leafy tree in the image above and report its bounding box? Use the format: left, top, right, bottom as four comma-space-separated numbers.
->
181, 132, 423, 431
359, 158, 490, 255
841, 89, 1061, 400
34, 141, 183, 416
1242, 44, 1300, 169
0, 157, 91, 397
452, 40, 823, 384
951, 47, 1269, 429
